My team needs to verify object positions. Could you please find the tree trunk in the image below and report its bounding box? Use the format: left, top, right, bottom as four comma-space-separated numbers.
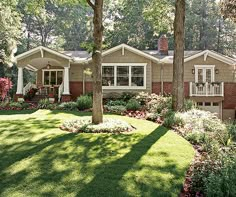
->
172, 0, 185, 111
88, 0, 104, 124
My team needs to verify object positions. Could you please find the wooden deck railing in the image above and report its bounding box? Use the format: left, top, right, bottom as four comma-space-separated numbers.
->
189, 82, 224, 97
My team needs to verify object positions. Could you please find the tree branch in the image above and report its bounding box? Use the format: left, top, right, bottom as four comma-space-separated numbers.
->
86, 0, 95, 10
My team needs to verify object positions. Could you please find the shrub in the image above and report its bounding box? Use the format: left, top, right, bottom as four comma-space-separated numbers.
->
77, 95, 92, 110
106, 100, 126, 106
58, 102, 78, 111
163, 111, 183, 128
61, 118, 133, 133
183, 99, 196, 111
205, 157, 236, 197
147, 95, 172, 113
48, 104, 58, 110
227, 121, 236, 141
21, 102, 30, 109
38, 98, 50, 109
104, 105, 126, 114
9, 102, 22, 109
190, 150, 236, 196
126, 99, 141, 111
120, 92, 136, 101
146, 112, 160, 122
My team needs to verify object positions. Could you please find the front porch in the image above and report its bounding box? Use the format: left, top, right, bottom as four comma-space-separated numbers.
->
15, 46, 72, 102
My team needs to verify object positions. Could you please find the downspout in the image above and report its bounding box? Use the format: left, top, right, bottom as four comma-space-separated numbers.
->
161, 63, 164, 95
82, 65, 85, 95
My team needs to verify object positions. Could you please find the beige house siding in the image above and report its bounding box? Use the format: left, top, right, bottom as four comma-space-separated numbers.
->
152, 55, 235, 83
70, 63, 84, 81
18, 51, 69, 67
185, 56, 235, 82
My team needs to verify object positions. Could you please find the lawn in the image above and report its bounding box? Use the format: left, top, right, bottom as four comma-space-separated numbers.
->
0, 110, 194, 197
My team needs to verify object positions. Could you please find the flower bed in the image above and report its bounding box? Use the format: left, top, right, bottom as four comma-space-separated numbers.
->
60, 117, 134, 133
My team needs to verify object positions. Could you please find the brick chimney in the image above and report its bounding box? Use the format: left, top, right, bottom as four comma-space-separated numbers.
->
158, 35, 168, 55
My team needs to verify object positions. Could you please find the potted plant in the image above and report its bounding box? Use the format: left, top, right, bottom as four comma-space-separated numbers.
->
48, 93, 55, 103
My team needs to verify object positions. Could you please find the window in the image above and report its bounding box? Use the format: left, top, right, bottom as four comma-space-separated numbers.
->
195, 65, 215, 83
102, 66, 114, 86
117, 66, 129, 86
205, 102, 211, 106
197, 102, 203, 106
102, 64, 146, 89
131, 66, 144, 86
213, 102, 219, 106
43, 70, 64, 86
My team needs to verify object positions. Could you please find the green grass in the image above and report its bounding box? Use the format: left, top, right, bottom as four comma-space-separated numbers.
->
0, 110, 194, 197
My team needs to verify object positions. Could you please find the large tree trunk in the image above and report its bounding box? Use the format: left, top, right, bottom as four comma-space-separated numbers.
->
172, 0, 185, 111
87, 0, 104, 124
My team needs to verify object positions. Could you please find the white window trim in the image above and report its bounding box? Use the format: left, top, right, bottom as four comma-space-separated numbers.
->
102, 63, 147, 89
194, 65, 215, 83
42, 69, 64, 86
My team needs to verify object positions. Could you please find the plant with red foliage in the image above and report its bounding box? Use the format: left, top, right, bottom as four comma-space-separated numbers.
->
0, 78, 13, 101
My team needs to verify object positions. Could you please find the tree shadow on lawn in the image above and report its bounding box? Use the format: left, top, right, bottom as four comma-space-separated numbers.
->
0, 119, 190, 197
0, 110, 37, 115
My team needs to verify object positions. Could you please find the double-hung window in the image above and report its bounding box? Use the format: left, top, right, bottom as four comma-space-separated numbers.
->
102, 63, 146, 89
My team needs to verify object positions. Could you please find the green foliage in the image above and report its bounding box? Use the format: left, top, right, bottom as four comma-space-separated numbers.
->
106, 100, 126, 106
205, 157, 236, 197
58, 102, 78, 111
227, 121, 236, 141
104, 105, 126, 115
0, 2, 22, 64
77, 95, 92, 110
120, 92, 136, 102
126, 99, 141, 111
163, 111, 183, 128
21, 102, 30, 109
37, 98, 50, 109
62, 117, 133, 133
183, 99, 196, 111
191, 150, 236, 196
9, 102, 22, 109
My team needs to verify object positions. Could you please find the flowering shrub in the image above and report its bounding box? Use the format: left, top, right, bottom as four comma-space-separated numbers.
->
0, 78, 12, 100
61, 118, 133, 133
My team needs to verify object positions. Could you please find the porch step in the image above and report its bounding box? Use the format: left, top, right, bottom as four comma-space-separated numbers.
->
31, 95, 48, 102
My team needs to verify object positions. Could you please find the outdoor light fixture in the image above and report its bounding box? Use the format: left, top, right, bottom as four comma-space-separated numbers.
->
46, 62, 51, 69
192, 69, 195, 74
215, 69, 219, 74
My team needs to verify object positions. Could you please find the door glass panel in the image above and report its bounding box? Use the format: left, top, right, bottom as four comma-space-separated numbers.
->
131, 66, 144, 86
51, 71, 56, 85
117, 66, 129, 86
198, 69, 203, 83
206, 69, 212, 82
57, 71, 63, 85
44, 71, 50, 85
102, 66, 114, 86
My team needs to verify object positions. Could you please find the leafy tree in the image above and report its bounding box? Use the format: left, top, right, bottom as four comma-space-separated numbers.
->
105, 0, 158, 49
172, 0, 185, 111
221, 0, 236, 23
0, 2, 22, 65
